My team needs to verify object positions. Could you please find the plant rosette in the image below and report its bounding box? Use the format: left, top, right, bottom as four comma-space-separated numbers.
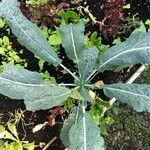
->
0, 0, 150, 149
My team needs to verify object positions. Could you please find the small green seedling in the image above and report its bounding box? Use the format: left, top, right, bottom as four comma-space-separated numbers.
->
0, 123, 35, 150
26, 0, 48, 5
0, 35, 27, 70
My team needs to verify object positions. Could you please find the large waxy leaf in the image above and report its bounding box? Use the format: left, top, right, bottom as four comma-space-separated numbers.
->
103, 83, 150, 112
0, 0, 61, 66
0, 65, 71, 111
0, 65, 48, 100
68, 113, 105, 150
60, 23, 85, 63
24, 85, 71, 111
79, 47, 99, 82
60, 108, 78, 147
98, 32, 150, 72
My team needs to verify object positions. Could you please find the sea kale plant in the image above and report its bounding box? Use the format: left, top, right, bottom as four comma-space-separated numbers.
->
0, 0, 150, 149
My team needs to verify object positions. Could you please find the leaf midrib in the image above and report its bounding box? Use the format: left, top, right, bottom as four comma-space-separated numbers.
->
0, 76, 49, 87
11, 14, 59, 65
81, 88, 87, 150
106, 86, 150, 99
70, 26, 80, 65
26, 86, 79, 102
99, 46, 150, 70
26, 90, 71, 102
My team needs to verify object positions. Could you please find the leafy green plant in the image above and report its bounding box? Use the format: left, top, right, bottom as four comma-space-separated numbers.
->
59, 10, 89, 25
90, 97, 116, 135
26, 0, 49, 5
41, 26, 62, 51
123, 14, 141, 33
85, 31, 108, 55
60, 10, 80, 24
0, 109, 44, 150
0, 123, 35, 150
0, 18, 5, 28
0, 35, 27, 71
123, 3, 131, 9
145, 19, 150, 32
0, 0, 150, 149
112, 37, 121, 45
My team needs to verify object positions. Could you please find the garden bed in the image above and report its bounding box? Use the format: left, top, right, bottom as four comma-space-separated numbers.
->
0, 0, 150, 150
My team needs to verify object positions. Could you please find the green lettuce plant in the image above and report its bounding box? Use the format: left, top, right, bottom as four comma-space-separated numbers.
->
0, 18, 5, 28
0, 0, 150, 149
0, 35, 27, 72
0, 123, 35, 150
26, 0, 48, 5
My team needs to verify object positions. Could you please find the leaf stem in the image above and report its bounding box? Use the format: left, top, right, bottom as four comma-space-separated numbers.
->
81, 88, 87, 150
84, 84, 104, 89
82, 102, 87, 150
71, 27, 79, 65
58, 83, 76, 87
60, 64, 80, 81
75, 101, 80, 124
85, 69, 97, 83
70, 25, 81, 78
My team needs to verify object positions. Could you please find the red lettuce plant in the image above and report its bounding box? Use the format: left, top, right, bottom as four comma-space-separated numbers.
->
99, 0, 126, 39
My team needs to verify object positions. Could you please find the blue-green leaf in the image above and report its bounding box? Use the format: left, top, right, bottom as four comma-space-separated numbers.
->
79, 47, 99, 81
60, 23, 85, 63
0, 0, 61, 66
60, 108, 78, 147
104, 83, 150, 112
0, 65, 47, 100
98, 32, 150, 72
68, 113, 105, 150
24, 85, 71, 111
0, 65, 71, 111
